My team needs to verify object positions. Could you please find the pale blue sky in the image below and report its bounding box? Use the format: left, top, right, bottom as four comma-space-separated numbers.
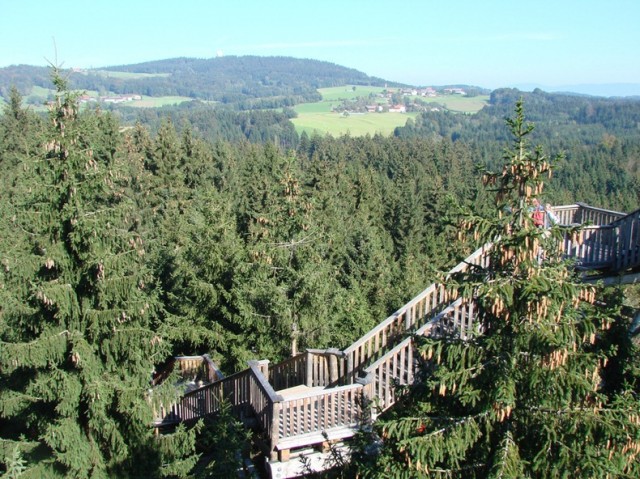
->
1, 0, 639, 90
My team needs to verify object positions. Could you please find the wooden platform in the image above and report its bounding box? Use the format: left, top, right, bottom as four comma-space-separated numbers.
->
150, 202, 639, 478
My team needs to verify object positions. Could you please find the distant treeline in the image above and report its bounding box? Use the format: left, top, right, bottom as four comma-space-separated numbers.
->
121, 87, 640, 212
395, 88, 640, 210
121, 103, 300, 149
0, 56, 398, 108
1, 59, 638, 210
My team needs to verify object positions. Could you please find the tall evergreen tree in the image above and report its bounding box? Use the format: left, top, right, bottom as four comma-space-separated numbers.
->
0, 86, 43, 173
0, 70, 198, 478
355, 101, 640, 478
230, 145, 334, 361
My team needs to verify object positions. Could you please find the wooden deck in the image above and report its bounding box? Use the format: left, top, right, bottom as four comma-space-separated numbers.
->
151, 202, 639, 476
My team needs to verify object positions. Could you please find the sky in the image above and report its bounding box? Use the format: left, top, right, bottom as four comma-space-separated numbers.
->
1, 0, 639, 92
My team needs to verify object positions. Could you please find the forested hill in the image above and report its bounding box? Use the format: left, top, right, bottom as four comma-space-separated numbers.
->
398, 87, 640, 144
0, 56, 397, 106
395, 88, 640, 210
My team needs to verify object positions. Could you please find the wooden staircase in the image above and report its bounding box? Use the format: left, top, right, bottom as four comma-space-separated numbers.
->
151, 203, 638, 478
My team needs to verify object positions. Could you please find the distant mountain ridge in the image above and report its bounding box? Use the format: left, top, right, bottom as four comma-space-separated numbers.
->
0, 56, 404, 108
2, 55, 635, 109
514, 82, 640, 98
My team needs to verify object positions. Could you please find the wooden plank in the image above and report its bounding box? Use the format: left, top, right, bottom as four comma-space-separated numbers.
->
275, 426, 358, 451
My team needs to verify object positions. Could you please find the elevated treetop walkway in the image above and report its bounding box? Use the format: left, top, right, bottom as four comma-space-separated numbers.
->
151, 202, 640, 478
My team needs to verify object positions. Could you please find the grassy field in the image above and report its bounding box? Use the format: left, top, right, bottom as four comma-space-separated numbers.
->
317, 86, 489, 112
18, 84, 192, 110
292, 111, 419, 137
416, 95, 490, 113
317, 85, 387, 101
9, 81, 488, 137
292, 86, 489, 137
123, 96, 193, 107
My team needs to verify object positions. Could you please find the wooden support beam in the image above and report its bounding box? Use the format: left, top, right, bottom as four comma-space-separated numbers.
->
278, 448, 290, 463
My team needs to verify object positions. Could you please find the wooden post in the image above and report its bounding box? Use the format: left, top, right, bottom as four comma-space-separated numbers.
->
257, 359, 270, 378
305, 350, 314, 387
356, 372, 375, 422
278, 448, 290, 463
270, 400, 282, 461
326, 348, 340, 385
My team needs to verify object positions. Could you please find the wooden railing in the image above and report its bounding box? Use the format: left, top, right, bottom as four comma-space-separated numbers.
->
152, 202, 638, 464
154, 368, 248, 425
268, 348, 348, 391
304, 349, 348, 387
246, 362, 283, 454
341, 244, 491, 383
556, 206, 640, 272
276, 383, 365, 443
151, 354, 223, 387
611, 208, 640, 272
153, 361, 278, 427
364, 297, 478, 412
552, 203, 626, 227
268, 353, 307, 391
561, 225, 617, 268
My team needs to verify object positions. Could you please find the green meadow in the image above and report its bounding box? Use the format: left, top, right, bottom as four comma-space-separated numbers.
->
292, 86, 489, 137
292, 111, 419, 137
19, 85, 191, 110
317, 85, 387, 101
415, 95, 490, 113
12, 80, 488, 137
123, 95, 193, 107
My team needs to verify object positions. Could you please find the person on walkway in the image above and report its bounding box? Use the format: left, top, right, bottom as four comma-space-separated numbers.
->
545, 203, 560, 228
531, 198, 545, 228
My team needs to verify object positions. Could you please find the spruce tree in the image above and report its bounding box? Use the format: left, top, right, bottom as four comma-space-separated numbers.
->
231, 144, 334, 361
356, 100, 640, 478
0, 70, 198, 478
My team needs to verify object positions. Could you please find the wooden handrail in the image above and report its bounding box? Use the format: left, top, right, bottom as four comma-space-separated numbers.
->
153, 201, 638, 463
574, 202, 627, 225
151, 355, 222, 387
551, 203, 626, 227
153, 366, 253, 425
268, 353, 307, 391
558, 206, 640, 272
248, 361, 284, 402
611, 208, 640, 271
341, 244, 491, 382
247, 362, 284, 453
202, 354, 224, 383
363, 297, 478, 412
276, 383, 364, 441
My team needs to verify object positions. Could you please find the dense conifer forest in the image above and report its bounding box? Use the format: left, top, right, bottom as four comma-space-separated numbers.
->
0, 64, 639, 477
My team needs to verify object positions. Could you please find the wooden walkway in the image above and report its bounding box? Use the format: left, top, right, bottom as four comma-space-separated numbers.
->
151, 203, 639, 476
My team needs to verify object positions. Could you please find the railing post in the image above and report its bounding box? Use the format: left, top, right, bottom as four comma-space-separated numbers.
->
326, 348, 340, 385
306, 350, 314, 387
202, 354, 223, 383
346, 354, 354, 384
269, 398, 282, 461
356, 372, 375, 422
254, 359, 270, 378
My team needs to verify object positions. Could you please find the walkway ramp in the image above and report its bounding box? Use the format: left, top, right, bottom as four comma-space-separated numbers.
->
151, 202, 638, 477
